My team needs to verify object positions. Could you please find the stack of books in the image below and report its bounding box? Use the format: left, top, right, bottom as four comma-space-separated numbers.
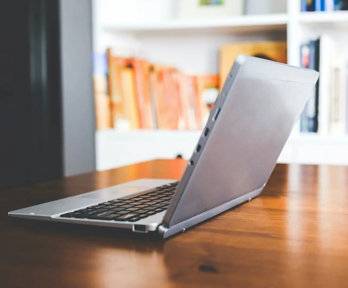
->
301, 0, 348, 11
300, 36, 348, 135
94, 50, 219, 131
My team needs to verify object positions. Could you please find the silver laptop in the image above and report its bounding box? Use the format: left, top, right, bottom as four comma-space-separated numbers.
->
8, 55, 319, 238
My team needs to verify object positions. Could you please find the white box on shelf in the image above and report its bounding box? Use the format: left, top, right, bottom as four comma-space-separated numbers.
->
245, 0, 287, 15
178, 0, 243, 19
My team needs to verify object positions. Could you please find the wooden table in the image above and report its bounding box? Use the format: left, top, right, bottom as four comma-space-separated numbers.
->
1, 159, 348, 288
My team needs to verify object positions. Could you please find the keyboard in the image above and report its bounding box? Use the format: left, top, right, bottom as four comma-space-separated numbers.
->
60, 181, 178, 222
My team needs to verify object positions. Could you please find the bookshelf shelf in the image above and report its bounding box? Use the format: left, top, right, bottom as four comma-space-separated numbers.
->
103, 14, 288, 34
299, 11, 348, 25
96, 129, 201, 170
96, 130, 348, 169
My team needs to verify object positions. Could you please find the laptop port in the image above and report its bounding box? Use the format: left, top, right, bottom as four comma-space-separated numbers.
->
213, 108, 221, 121
196, 144, 201, 152
133, 224, 147, 233
203, 127, 209, 137
189, 160, 194, 166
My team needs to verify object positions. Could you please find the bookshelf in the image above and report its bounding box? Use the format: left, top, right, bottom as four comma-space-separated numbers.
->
103, 14, 288, 34
93, 0, 348, 170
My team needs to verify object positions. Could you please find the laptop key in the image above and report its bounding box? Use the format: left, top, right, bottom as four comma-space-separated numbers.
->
124, 207, 140, 212
110, 207, 124, 212
114, 213, 138, 221
128, 217, 140, 222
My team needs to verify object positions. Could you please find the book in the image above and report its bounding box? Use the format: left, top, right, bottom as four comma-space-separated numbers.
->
133, 59, 155, 129
107, 50, 132, 127
300, 38, 321, 133
94, 90, 113, 130
93, 52, 113, 130
307, 38, 320, 133
149, 65, 181, 130
301, 0, 308, 11
300, 43, 312, 132
219, 41, 287, 89
315, 0, 323, 10
318, 35, 335, 134
321, 0, 327, 10
325, 0, 335, 11
306, 0, 315, 11
340, 0, 348, 9
329, 57, 346, 134
162, 69, 181, 129
176, 73, 198, 130
120, 64, 140, 129
194, 74, 219, 128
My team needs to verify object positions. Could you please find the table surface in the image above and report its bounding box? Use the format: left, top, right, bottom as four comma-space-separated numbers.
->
1, 159, 348, 288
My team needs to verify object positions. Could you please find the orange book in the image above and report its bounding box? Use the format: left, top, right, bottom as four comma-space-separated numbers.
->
220, 41, 287, 88
133, 59, 155, 129
162, 69, 181, 130
121, 65, 140, 129
150, 66, 168, 129
149, 65, 181, 130
148, 65, 158, 128
176, 73, 197, 130
94, 92, 113, 130
194, 74, 219, 128
93, 75, 113, 130
107, 49, 134, 127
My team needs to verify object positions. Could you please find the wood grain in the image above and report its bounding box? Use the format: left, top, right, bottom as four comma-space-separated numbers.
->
1, 159, 348, 288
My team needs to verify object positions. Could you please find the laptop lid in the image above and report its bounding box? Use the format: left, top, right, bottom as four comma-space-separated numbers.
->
163, 55, 319, 227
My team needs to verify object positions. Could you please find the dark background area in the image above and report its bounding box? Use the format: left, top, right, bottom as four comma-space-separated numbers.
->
0, 0, 95, 190
0, 0, 63, 189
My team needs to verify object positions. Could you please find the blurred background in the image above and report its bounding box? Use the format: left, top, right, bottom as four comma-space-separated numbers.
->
1, 0, 348, 189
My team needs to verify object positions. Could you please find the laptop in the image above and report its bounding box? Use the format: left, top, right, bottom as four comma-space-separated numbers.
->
8, 55, 319, 238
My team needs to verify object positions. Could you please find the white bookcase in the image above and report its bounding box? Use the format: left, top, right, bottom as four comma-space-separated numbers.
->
93, 0, 348, 170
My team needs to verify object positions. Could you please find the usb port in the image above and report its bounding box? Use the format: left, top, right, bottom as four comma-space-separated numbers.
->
133, 225, 147, 233
196, 144, 201, 152
203, 128, 209, 137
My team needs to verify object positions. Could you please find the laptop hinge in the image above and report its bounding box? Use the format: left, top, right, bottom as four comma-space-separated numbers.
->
157, 185, 264, 239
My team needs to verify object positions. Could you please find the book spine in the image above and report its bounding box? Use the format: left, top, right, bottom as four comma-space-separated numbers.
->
94, 51, 113, 130
315, 0, 322, 11
325, 0, 335, 11
329, 58, 346, 135
340, 0, 348, 10
300, 43, 311, 132
312, 38, 321, 133
121, 64, 140, 129
301, 39, 320, 133
302, 0, 308, 11
307, 0, 315, 11
320, 0, 326, 10
300, 45, 306, 132
334, 0, 340, 10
